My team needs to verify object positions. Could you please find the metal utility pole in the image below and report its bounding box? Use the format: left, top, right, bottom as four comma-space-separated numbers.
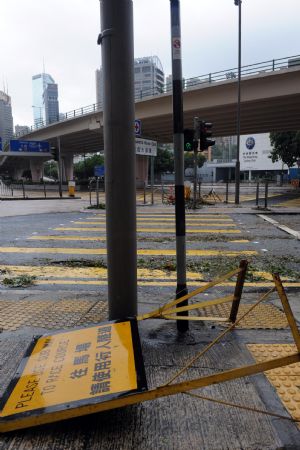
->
57, 136, 63, 198
170, 0, 188, 332
99, 0, 137, 319
234, 0, 242, 205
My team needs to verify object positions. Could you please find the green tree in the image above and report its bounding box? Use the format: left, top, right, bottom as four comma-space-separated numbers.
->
44, 161, 58, 179
153, 146, 174, 174
74, 154, 105, 180
184, 152, 206, 169
270, 132, 300, 167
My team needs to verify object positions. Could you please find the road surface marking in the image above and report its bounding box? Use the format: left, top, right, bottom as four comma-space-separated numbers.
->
0, 247, 257, 256
54, 227, 242, 234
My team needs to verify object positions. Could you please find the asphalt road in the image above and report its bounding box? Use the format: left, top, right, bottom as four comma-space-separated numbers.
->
0, 198, 299, 448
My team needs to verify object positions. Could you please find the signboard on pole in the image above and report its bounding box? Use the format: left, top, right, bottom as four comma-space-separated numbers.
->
0, 320, 147, 431
240, 134, 287, 171
135, 138, 157, 156
94, 165, 105, 177
134, 119, 141, 136
10, 140, 50, 153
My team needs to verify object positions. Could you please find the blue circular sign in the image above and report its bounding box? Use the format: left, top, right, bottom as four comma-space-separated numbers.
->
245, 137, 255, 150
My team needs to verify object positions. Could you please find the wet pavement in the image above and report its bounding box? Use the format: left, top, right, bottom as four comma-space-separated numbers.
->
0, 193, 299, 448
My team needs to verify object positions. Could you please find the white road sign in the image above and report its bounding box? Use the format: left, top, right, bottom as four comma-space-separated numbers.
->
135, 138, 157, 157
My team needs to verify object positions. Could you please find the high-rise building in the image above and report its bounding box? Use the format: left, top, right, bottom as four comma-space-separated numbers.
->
96, 55, 165, 105
95, 68, 104, 107
15, 125, 30, 136
32, 73, 59, 127
0, 91, 13, 146
134, 56, 164, 98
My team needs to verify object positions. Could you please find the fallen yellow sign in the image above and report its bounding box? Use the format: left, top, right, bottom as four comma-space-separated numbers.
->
0, 320, 147, 431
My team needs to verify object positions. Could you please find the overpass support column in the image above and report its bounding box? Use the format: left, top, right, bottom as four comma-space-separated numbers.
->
30, 159, 44, 182
100, 0, 137, 320
62, 154, 74, 181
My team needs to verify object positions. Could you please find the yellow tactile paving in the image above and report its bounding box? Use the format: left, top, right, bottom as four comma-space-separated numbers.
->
248, 344, 300, 424
198, 303, 288, 329
0, 299, 109, 331
76, 300, 108, 325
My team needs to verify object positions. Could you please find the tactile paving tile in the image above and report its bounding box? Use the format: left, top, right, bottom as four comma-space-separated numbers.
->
0, 300, 100, 331
248, 344, 300, 424
25, 299, 97, 329
0, 300, 53, 331
77, 300, 108, 325
197, 303, 288, 329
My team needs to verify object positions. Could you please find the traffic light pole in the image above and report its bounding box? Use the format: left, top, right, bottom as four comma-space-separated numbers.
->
234, 0, 242, 205
100, 0, 137, 319
170, 0, 188, 332
57, 136, 62, 198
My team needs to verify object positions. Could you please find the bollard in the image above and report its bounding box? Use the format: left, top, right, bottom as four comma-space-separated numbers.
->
143, 181, 146, 205
161, 183, 164, 204
21, 180, 25, 199
89, 184, 92, 206
96, 178, 99, 207
264, 181, 269, 209
256, 182, 259, 207
225, 181, 229, 204
198, 182, 201, 199
68, 180, 76, 197
44, 182, 47, 199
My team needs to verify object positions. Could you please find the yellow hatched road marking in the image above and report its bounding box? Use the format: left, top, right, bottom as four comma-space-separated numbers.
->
28, 236, 107, 241
32, 280, 300, 288
84, 217, 234, 222
27, 235, 249, 242
54, 227, 241, 234
0, 247, 256, 256
73, 221, 238, 227
92, 214, 231, 218
1, 265, 287, 282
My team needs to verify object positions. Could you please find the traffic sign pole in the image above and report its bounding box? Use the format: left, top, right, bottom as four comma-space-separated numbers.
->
100, 0, 137, 320
170, 0, 188, 332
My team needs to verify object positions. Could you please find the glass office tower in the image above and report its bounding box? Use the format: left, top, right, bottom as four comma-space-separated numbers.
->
0, 91, 13, 146
32, 73, 59, 127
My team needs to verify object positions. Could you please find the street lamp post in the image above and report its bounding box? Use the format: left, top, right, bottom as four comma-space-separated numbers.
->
234, 0, 242, 205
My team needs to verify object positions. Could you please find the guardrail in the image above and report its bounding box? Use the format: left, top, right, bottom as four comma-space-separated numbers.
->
14, 54, 300, 137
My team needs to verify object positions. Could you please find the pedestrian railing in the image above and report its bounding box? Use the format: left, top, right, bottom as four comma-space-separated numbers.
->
0, 181, 69, 199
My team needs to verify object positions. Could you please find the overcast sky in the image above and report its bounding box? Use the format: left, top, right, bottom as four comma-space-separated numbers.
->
2, 0, 300, 127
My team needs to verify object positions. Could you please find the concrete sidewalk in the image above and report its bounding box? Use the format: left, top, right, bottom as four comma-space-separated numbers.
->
1, 196, 300, 218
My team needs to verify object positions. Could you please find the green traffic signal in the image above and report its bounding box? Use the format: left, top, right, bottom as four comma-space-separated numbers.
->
184, 129, 197, 152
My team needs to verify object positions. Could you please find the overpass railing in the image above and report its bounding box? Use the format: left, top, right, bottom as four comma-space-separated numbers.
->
15, 54, 300, 137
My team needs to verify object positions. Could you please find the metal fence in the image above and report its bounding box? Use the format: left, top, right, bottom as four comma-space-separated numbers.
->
0, 181, 68, 199
14, 54, 300, 137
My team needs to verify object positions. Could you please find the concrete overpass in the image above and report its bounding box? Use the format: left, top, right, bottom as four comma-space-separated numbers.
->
2, 56, 300, 181
18, 63, 300, 155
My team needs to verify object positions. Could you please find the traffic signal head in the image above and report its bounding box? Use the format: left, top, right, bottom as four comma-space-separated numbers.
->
184, 129, 198, 151
199, 121, 215, 151
51, 146, 59, 161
